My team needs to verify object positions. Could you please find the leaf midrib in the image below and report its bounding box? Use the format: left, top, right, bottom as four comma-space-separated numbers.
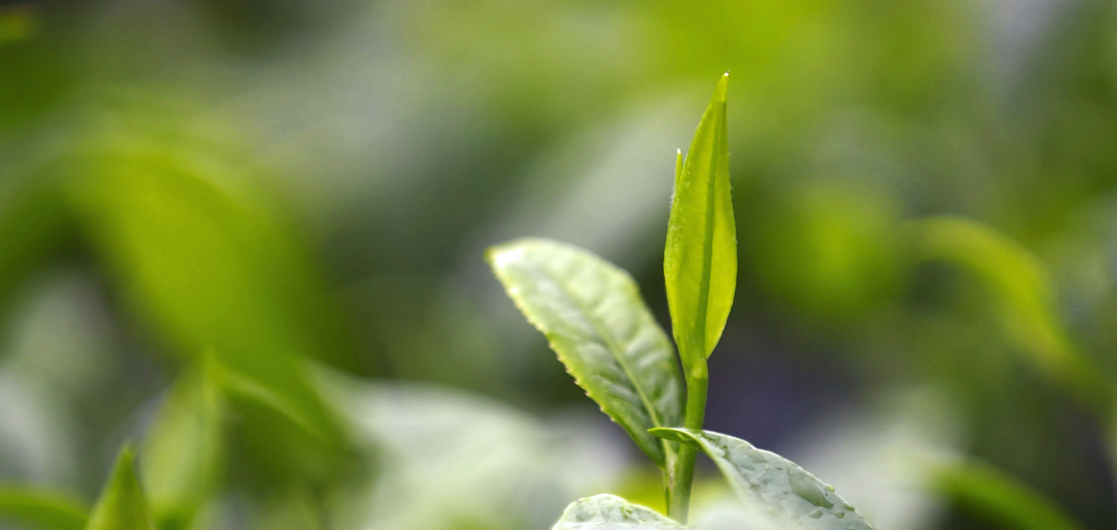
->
690, 102, 723, 360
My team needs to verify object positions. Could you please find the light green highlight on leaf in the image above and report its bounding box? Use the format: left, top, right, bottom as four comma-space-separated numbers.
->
929, 460, 1087, 530
0, 486, 88, 530
487, 238, 684, 468
552, 494, 685, 530
675, 148, 683, 184
651, 428, 873, 530
664, 72, 737, 370
85, 446, 154, 530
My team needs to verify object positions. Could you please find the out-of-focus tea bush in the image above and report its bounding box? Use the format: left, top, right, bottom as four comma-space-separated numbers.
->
1, 1, 1116, 529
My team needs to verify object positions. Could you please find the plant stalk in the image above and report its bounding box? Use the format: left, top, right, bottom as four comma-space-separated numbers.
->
666, 363, 708, 524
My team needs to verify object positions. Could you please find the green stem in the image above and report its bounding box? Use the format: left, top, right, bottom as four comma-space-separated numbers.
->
667, 363, 708, 524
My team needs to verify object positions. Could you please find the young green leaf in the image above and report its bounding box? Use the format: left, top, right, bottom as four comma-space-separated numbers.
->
664, 73, 737, 370
0, 486, 88, 530
929, 460, 1087, 530
651, 428, 873, 530
142, 357, 224, 530
85, 446, 154, 530
487, 238, 685, 468
552, 494, 685, 529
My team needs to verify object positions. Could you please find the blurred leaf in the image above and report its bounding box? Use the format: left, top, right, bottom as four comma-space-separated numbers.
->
929, 460, 1086, 530
0, 486, 87, 530
320, 374, 626, 530
142, 355, 224, 530
611, 468, 729, 521
664, 73, 736, 368
552, 494, 684, 530
779, 388, 961, 530
487, 238, 684, 468
62, 147, 350, 449
744, 182, 902, 327
86, 446, 154, 530
903, 216, 1110, 412
691, 501, 784, 530
0, 179, 74, 325
248, 487, 324, 530
651, 429, 873, 530
0, 6, 35, 44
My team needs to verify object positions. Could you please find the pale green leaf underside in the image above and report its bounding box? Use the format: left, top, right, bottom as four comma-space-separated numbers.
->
664, 73, 737, 368
0, 487, 88, 530
86, 447, 154, 530
651, 429, 873, 530
488, 238, 684, 467
553, 494, 685, 530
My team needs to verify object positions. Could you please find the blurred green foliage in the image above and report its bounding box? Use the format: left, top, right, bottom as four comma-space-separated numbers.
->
1, 1, 1116, 529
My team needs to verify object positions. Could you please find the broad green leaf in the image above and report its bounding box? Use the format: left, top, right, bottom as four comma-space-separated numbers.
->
552, 494, 684, 530
141, 356, 224, 530
651, 429, 873, 530
929, 461, 1086, 530
0, 486, 88, 530
86, 447, 154, 530
664, 73, 737, 369
487, 238, 684, 468
903, 216, 1109, 412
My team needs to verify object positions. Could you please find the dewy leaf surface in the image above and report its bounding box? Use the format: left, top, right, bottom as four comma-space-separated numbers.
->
651, 429, 873, 530
552, 494, 685, 530
488, 238, 684, 467
664, 73, 737, 369
85, 447, 154, 530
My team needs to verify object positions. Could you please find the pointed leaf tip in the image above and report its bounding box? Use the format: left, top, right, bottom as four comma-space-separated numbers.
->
713, 72, 729, 101
86, 445, 154, 530
664, 74, 737, 368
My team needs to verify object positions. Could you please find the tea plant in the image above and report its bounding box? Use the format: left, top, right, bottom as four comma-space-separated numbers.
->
488, 73, 874, 529
0, 72, 1104, 530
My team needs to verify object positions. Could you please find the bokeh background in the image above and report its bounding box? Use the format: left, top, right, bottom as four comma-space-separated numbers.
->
1, 0, 1116, 529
